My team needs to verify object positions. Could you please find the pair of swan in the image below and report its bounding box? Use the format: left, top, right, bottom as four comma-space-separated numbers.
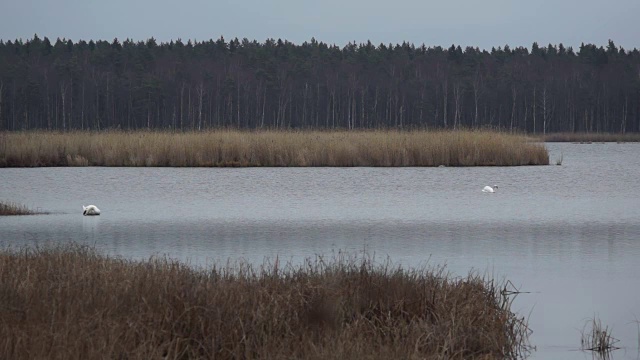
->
80, 184, 496, 215
81, 182, 496, 216
482, 185, 498, 193
82, 205, 101, 216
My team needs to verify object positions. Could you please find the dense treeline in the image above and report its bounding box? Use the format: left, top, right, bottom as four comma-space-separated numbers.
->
0, 35, 639, 133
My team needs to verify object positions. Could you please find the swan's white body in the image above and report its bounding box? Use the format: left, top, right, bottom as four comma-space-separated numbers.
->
82, 205, 101, 216
482, 185, 498, 193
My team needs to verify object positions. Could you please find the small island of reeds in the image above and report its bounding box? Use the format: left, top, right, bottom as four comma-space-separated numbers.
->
0, 130, 549, 167
0, 201, 37, 216
0, 245, 531, 359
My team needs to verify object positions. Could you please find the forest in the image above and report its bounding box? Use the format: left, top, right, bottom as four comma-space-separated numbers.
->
0, 35, 638, 133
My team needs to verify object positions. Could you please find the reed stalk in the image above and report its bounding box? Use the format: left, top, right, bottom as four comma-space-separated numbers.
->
581, 317, 620, 356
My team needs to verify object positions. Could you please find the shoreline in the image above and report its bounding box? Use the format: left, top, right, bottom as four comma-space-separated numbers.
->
540, 132, 640, 143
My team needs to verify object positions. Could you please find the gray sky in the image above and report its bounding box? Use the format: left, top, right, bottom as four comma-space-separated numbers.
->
1, 0, 638, 50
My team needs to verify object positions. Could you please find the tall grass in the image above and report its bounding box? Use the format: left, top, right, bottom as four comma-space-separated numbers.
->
0, 201, 36, 215
0, 130, 549, 167
0, 244, 532, 359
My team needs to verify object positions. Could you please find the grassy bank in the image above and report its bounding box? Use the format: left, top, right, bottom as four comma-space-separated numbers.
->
0, 201, 36, 215
542, 132, 640, 143
0, 130, 549, 167
0, 245, 531, 359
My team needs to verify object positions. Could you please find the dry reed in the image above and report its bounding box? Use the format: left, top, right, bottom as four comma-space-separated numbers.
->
581, 317, 620, 356
0, 244, 532, 359
0, 201, 36, 215
0, 130, 549, 167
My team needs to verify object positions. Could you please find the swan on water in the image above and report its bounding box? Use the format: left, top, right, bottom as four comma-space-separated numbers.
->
482, 185, 498, 193
82, 205, 101, 216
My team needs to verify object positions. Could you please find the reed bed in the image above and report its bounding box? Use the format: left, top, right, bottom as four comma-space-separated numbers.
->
0, 201, 36, 215
0, 244, 531, 360
542, 132, 640, 143
0, 130, 549, 167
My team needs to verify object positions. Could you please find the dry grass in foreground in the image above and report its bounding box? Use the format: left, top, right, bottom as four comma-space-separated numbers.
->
0, 201, 36, 215
542, 132, 640, 143
0, 130, 549, 167
0, 245, 532, 360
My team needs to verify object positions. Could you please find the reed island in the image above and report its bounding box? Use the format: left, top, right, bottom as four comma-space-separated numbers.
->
0, 201, 37, 215
0, 129, 549, 167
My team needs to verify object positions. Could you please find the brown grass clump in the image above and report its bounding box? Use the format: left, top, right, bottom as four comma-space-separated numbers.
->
0, 201, 36, 215
580, 317, 620, 356
0, 244, 532, 359
542, 132, 640, 143
0, 129, 549, 167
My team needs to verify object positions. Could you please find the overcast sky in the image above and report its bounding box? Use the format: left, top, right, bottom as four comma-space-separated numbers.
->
1, 0, 638, 50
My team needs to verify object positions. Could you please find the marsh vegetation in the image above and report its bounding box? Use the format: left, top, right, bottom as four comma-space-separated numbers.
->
0, 201, 37, 215
0, 244, 531, 359
0, 130, 549, 167
580, 317, 620, 357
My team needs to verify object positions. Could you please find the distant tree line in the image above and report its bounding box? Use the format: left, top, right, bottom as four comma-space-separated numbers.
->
0, 35, 639, 133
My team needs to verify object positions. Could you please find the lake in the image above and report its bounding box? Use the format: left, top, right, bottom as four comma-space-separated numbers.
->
1, 142, 639, 359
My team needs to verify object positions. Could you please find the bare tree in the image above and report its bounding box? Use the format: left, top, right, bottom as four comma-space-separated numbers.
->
0, 80, 4, 130
197, 81, 204, 131
60, 81, 67, 131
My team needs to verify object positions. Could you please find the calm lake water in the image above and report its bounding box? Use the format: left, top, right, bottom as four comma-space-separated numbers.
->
1, 142, 639, 359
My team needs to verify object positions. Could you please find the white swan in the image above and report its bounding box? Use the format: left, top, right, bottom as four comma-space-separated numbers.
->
82, 205, 101, 216
482, 185, 498, 193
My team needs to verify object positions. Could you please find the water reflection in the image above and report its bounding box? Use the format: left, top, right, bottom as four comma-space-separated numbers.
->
82, 215, 101, 235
